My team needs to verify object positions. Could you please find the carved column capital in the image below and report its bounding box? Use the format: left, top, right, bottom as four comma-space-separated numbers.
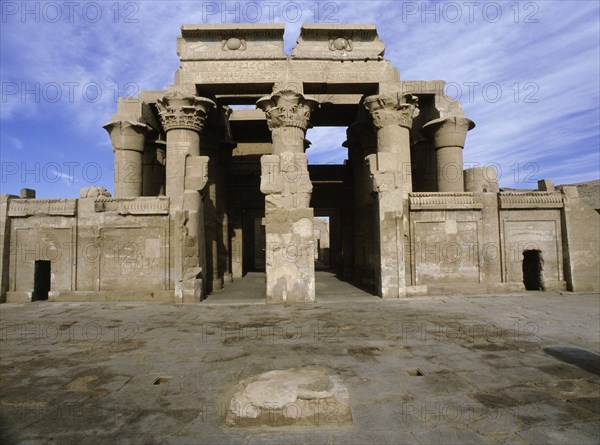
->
157, 92, 215, 133
421, 116, 475, 149
364, 93, 419, 129
256, 89, 319, 132
102, 120, 151, 152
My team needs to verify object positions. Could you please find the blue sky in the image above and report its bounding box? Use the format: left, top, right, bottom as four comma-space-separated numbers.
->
1, 0, 599, 197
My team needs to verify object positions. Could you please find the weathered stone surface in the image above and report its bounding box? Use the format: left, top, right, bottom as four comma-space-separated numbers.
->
226, 368, 352, 427
79, 186, 112, 199
292, 24, 384, 60
1, 23, 598, 304
178, 23, 286, 61
19, 188, 35, 199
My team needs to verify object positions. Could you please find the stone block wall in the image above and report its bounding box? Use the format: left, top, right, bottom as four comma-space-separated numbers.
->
1, 195, 172, 302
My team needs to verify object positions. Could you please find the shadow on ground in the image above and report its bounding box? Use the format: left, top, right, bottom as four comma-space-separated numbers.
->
544, 346, 600, 376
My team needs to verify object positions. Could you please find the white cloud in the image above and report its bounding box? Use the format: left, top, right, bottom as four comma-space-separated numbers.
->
1, 0, 598, 197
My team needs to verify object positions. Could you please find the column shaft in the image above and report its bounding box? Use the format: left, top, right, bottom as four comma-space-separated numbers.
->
436, 145, 464, 192
364, 93, 419, 299
257, 89, 318, 304
103, 120, 149, 198
422, 116, 475, 193
157, 92, 215, 302
115, 149, 143, 197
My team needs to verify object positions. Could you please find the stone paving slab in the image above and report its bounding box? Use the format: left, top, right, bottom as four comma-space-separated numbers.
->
0, 292, 599, 444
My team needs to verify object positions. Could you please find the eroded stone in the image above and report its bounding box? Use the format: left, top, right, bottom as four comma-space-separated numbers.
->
226, 368, 352, 427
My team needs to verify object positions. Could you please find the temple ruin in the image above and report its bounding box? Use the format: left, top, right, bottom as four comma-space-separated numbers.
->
1, 24, 598, 303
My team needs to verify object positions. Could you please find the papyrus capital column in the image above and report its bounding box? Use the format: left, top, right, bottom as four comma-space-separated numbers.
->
257, 89, 319, 304
157, 92, 215, 208
365, 93, 419, 131
363, 93, 419, 299
103, 120, 150, 198
422, 116, 475, 192
157, 93, 215, 133
157, 92, 215, 302
257, 89, 318, 155
364, 93, 418, 190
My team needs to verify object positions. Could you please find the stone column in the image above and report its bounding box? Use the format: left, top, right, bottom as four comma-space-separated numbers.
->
103, 120, 150, 197
257, 89, 318, 303
412, 138, 437, 192
157, 92, 215, 302
230, 204, 244, 280
422, 116, 475, 192
364, 93, 419, 298
142, 137, 166, 196
344, 121, 374, 287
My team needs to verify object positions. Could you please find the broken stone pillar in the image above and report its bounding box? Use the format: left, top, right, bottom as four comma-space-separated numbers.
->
364, 93, 419, 298
464, 166, 499, 193
226, 368, 352, 427
422, 116, 475, 192
142, 137, 166, 196
257, 89, 318, 303
157, 92, 215, 302
19, 188, 36, 199
103, 119, 151, 197
538, 179, 554, 192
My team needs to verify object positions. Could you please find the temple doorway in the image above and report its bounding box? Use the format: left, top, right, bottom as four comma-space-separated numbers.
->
523, 250, 545, 290
33, 260, 51, 301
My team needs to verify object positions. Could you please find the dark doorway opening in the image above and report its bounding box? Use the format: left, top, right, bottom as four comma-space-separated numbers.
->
33, 260, 51, 301
522, 250, 544, 290
314, 216, 330, 270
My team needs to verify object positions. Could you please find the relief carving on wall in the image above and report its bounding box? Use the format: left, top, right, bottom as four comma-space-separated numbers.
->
329, 37, 352, 52
222, 37, 247, 51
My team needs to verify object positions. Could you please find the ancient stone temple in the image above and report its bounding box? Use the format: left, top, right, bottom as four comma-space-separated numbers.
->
1, 24, 598, 303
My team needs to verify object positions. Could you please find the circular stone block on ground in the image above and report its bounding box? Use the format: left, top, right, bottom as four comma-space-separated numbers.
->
225, 368, 352, 427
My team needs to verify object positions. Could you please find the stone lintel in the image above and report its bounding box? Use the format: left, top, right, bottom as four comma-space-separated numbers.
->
409, 192, 483, 210
292, 24, 384, 60
177, 59, 399, 86
139, 90, 167, 104
93, 197, 170, 214
400, 80, 446, 95
499, 192, 564, 209
178, 24, 285, 61
8, 199, 77, 217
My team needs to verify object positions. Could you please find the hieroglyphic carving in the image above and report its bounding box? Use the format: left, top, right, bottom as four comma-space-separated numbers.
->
94, 197, 170, 214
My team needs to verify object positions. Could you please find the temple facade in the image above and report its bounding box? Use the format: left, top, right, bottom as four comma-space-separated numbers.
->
1, 24, 598, 303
